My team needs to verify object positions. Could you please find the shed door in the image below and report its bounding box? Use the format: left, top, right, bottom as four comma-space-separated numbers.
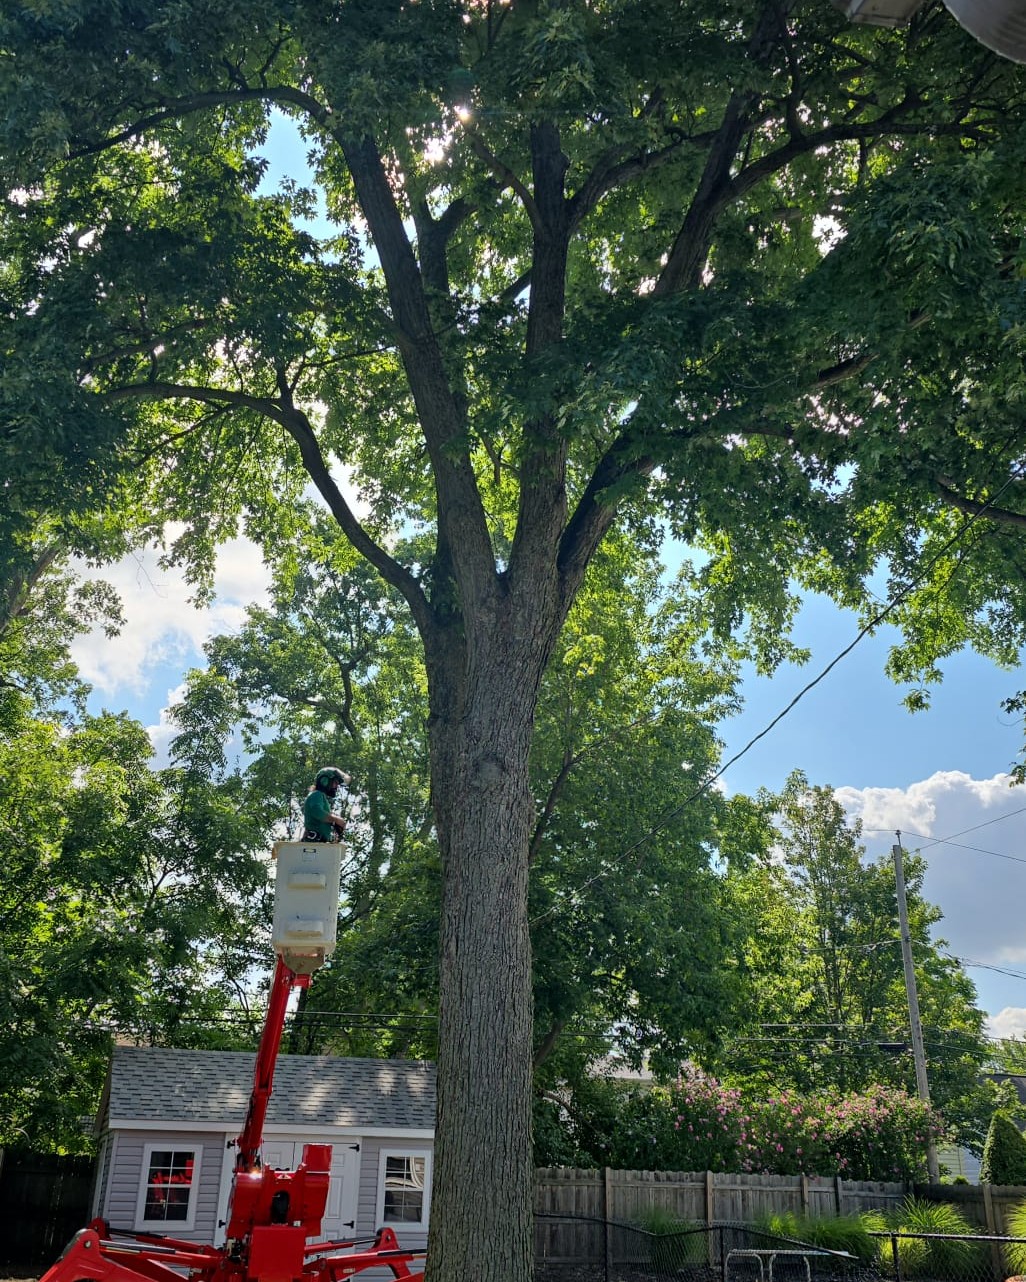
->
260, 1139, 361, 1240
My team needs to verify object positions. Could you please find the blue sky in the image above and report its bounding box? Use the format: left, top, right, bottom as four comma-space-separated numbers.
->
723, 591, 1023, 795
68, 110, 1026, 1046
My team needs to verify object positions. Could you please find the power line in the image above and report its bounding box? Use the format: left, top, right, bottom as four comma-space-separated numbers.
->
892, 833, 1026, 866
917, 806, 1026, 848
863, 807, 1026, 866
944, 953, 1026, 984
532, 463, 1026, 922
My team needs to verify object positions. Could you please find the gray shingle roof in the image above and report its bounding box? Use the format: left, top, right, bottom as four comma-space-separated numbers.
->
107, 1047, 435, 1131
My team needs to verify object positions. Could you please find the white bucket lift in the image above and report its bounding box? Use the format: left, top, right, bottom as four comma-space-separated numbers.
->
270, 841, 343, 975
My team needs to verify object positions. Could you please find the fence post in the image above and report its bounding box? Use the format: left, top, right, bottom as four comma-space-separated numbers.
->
706, 1171, 715, 1228
834, 1175, 843, 1216
982, 1184, 1006, 1282
890, 1233, 901, 1282
604, 1168, 613, 1282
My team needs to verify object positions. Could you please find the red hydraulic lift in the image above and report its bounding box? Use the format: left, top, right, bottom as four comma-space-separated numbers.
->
42, 834, 425, 1282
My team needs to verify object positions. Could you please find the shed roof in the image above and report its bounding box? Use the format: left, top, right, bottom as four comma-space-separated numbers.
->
105, 1046, 435, 1132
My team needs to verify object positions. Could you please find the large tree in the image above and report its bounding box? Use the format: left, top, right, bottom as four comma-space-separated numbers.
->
5, 3, 1026, 1275
173, 525, 768, 1072
0, 698, 273, 1150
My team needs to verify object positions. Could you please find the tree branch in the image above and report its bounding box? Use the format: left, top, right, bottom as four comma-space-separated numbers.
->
509, 120, 574, 605
935, 477, 1026, 529
532, 1018, 566, 1069
558, 433, 656, 604
813, 310, 930, 390
568, 131, 710, 235
528, 749, 578, 866
105, 378, 435, 631
1, 541, 62, 637
338, 134, 497, 618
81, 318, 214, 375
68, 85, 335, 159
466, 131, 542, 234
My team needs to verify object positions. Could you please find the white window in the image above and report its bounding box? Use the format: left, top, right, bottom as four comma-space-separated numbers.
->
376, 1150, 432, 1227
135, 1144, 202, 1231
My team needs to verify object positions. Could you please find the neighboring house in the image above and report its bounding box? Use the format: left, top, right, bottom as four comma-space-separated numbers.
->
938, 1072, 1026, 1184
936, 1141, 981, 1183
90, 1046, 436, 1251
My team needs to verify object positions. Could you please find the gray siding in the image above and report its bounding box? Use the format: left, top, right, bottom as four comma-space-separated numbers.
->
357, 1135, 431, 1252
100, 1128, 433, 1251
92, 1132, 113, 1218
101, 1130, 228, 1243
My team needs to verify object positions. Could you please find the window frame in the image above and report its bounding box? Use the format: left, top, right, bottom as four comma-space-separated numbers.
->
134, 1143, 203, 1232
375, 1148, 432, 1229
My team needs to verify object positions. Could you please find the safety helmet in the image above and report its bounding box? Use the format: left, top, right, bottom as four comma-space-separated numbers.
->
315, 766, 350, 792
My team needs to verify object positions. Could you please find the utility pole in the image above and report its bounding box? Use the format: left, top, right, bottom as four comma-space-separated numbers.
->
893, 833, 940, 1184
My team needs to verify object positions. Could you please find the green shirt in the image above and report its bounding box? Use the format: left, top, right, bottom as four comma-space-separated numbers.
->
303, 789, 334, 841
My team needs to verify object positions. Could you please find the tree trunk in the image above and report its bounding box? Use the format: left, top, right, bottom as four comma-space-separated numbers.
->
424, 629, 541, 1282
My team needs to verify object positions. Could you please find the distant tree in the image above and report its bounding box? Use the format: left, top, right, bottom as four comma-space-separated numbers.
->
980, 1112, 1026, 1185
993, 1039, 1026, 1074
0, 697, 273, 1151
719, 773, 991, 1151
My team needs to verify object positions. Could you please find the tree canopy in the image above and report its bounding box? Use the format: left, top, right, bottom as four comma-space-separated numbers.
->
5, 2, 1026, 1275
0, 693, 272, 1151
717, 772, 991, 1150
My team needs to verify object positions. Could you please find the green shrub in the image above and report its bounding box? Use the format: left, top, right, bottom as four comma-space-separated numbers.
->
635, 1207, 707, 1269
876, 1230, 930, 1278
1004, 1199, 1026, 1276
864, 1198, 984, 1280
755, 1212, 875, 1264
980, 1113, 1026, 1185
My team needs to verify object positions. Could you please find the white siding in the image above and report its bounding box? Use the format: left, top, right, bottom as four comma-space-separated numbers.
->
938, 1143, 982, 1183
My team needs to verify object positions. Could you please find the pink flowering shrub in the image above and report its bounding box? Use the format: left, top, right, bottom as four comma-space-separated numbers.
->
594, 1068, 942, 1181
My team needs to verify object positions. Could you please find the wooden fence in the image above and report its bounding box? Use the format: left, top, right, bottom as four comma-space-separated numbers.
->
905, 1179, 1026, 1235
0, 1149, 94, 1272
6, 1154, 1026, 1274
535, 1167, 909, 1225
534, 1169, 1026, 1274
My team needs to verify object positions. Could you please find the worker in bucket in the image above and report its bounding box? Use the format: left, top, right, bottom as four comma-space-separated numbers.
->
302, 766, 351, 842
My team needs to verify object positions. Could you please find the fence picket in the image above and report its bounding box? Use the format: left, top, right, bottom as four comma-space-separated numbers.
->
536, 1168, 914, 1225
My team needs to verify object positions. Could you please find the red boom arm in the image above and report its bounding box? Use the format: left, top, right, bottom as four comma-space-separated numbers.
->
41, 913, 425, 1282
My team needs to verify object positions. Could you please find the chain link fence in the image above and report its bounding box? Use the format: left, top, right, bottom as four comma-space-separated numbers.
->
534, 1215, 1026, 1282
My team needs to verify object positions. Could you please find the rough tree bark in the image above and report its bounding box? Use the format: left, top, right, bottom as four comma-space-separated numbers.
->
427, 628, 543, 1281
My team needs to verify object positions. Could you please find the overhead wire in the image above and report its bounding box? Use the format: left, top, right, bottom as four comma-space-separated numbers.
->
862, 807, 1026, 866
531, 462, 1026, 923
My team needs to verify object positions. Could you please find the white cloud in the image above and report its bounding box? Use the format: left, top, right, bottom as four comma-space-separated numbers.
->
836, 771, 1026, 1016
146, 682, 188, 767
70, 535, 270, 697
836, 771, 1018, 842
987, 1007, 1026, 1040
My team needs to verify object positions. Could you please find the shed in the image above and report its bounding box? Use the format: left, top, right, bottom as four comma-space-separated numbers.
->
91, 1047, 436, 1251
